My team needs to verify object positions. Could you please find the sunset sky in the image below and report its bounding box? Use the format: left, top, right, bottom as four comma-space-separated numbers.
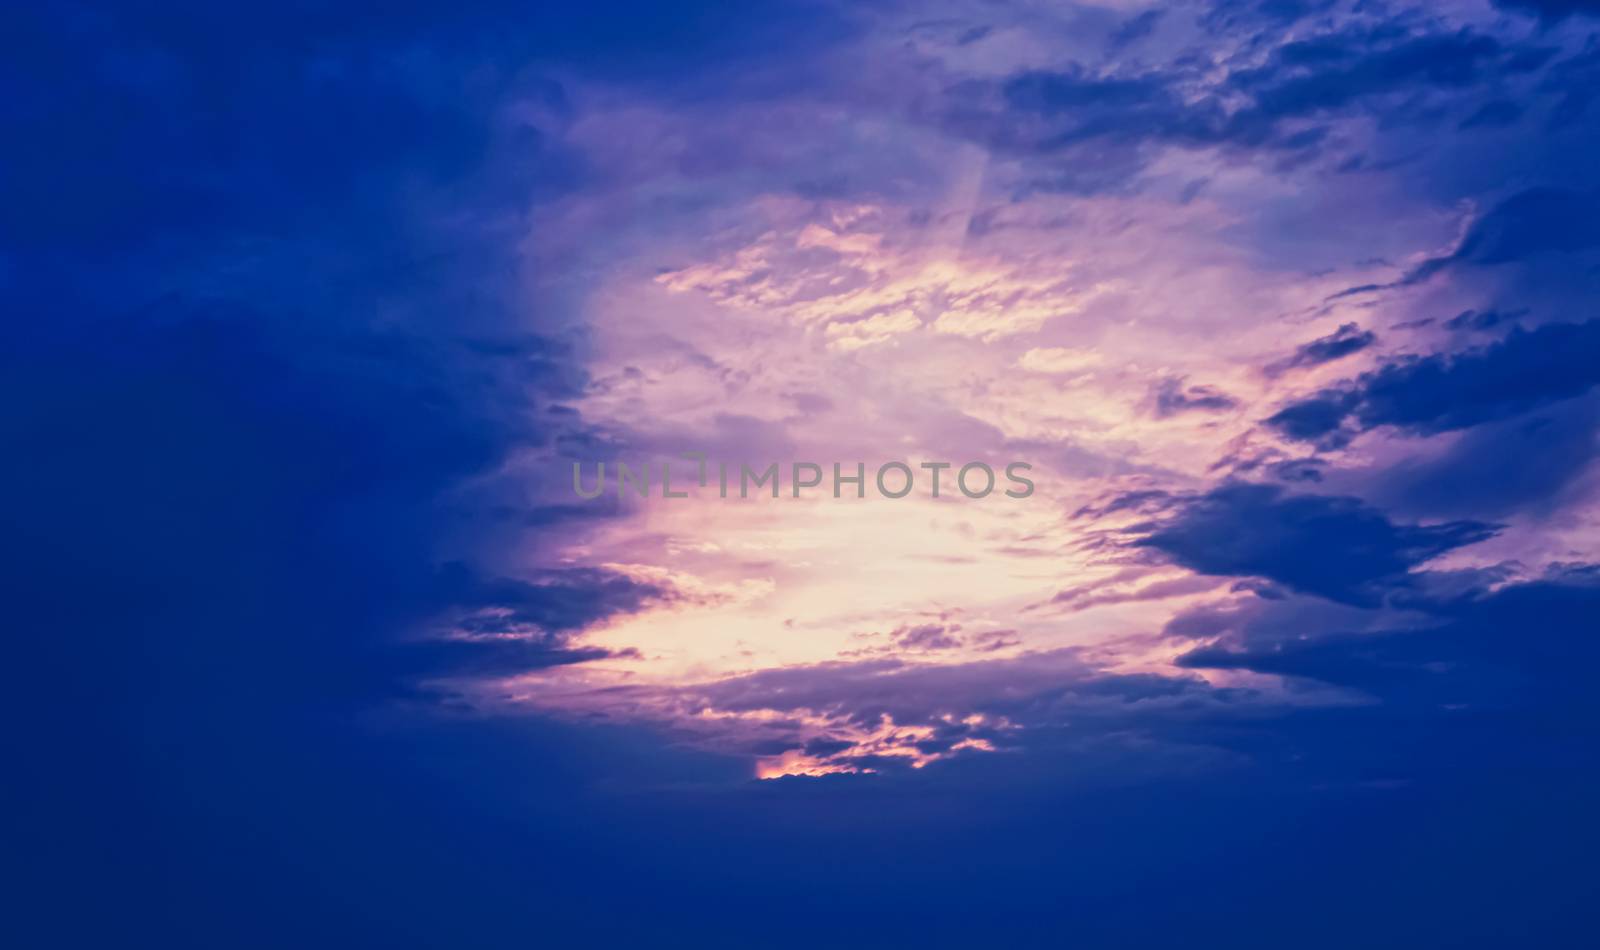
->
9, 0, 1600, 946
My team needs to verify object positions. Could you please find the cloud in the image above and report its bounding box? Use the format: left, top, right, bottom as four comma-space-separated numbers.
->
1108, 9, 1165, 50
893, 622, 964, 651
947, 21, 1560, 192
1430, 187, 1600, 271
1442, 308, 1525, 332
1179, 576, 1600, 713
1124, 483, 1498, 605
1449, 187, 1600, 261
1266, 320, 1600, 447
12, 0, 1600, 945
1340, 189, 1600, 295
1265, 322, 1376, 375
1263, 391, 1363, 447
1373, 397, 1600, 519
1152, 377, 1239, 417
825, 308, 922, 350
385, 565, 673, 679
1227, 27, 1543, 125
1018, 346, 1101, 374
1051, 570, 1226, 611
1, 5, 751, 939
687, 648, 1230, 749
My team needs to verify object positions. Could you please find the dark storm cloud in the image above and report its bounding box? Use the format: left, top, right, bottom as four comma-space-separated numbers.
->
386, 565, 671, 678
1374, 397, 1600, 519
0, 308, 665, 703
1265, 320, 1600, 447
1418, 187, 1600, 275
1179, 577, 1600, 713
440, 565, 671, 635
1262, 390, 1365, 447
5, 2, 839, 943
1450, 187, 1600, 260
1125, 483, 1497, 605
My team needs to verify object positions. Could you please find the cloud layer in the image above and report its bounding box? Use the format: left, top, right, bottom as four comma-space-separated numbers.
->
9, 1, 1600, 946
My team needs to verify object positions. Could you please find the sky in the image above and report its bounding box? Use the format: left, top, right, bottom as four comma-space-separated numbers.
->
6, 0, 1600, 946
